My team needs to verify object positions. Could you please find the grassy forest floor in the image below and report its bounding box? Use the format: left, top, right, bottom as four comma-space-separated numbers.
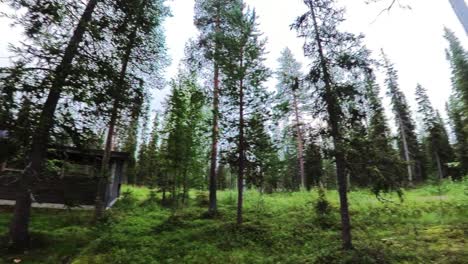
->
0, 179, 467, 264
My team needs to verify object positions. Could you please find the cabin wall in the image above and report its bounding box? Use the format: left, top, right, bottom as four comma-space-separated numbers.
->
0, 149, 128, 208
105, 160, 123, 207
0, 173, 99, 205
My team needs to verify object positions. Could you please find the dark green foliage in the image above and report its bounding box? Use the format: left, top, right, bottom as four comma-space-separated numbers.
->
364, 74, 405, 196
446, 96, 468, 176
216, 1, 270, 223
304, 132, 323, 189
293, 0, 373, 248
382, 52, 426, 183
444, 28, 468, 113
315, 189, 330, 213
157, 69, 209, 205
444, 28, 468, 175
120, 112, 139, 184
245, 113, 281, 191
195, 191, 210, 207
415, 84, 454, 179
135, 107, 161, 186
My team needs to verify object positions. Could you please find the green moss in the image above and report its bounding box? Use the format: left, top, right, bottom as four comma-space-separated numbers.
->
1, 180, 468, 263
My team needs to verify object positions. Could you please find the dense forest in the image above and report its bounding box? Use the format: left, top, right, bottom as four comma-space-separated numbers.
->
0, 0, 467, 263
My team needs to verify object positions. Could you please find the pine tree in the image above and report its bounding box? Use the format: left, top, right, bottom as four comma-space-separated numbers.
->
382, 51, 425, 184
444, 28, 468, 112
415, 84, 454, 179
136, 102, 151, 186
94, 0, 169, 219
218, 2, 270, 224
160, 69, 208, 206
245, 113, 280, 191
146, 113, 161, 188
195, 0, 242, 214
293, 0, 372, 249
4, 0, 100, 248
365, 73, 405, 195
275, 47, 306, 189
447, 96, 468, 175
444, 28, 468, 175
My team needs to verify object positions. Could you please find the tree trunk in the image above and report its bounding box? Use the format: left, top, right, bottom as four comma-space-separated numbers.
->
308, 0, 353, 250
209, 10, 221, 214
435, 151, 444, 180
94, 103, 118, 220
94, 13, 139, 219
162, 177, 167, 203
398, 115, 413, 185
182, 168, 189, 205
208, 65, 219, 212
292, 88, 305, 189
237, 50, 245, 225
9, 0, 99, 249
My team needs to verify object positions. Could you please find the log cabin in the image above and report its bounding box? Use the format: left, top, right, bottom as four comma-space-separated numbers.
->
0, 146, 129, 209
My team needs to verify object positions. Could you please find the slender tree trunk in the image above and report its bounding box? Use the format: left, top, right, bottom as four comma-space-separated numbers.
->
435, 151, 444, 180
346, 172, 351, 191
162, 173, 167, 203
208, 65, 219, 212
308, 0, 352, 250
94, 16, 139, 219
398, 115, 413, 185
237, 51, 245, 225
209, 11, 221, 214
182, 168, 188, 205
292, 89, 305, 189
95, 102, 118, 220
172, 171, 176, 205
9, 0, 99, 249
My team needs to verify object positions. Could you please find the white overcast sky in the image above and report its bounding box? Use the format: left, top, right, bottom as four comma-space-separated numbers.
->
1, 0, 467, 119
163, 0, 468, 117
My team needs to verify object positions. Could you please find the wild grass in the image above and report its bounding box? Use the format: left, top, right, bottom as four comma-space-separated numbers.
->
0, 178, 467, 263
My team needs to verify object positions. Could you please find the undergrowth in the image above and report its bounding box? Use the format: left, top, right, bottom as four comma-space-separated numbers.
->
0, 179, 466, 263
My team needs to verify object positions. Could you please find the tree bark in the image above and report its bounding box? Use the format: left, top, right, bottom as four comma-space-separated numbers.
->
94, 3, 143, 219
94, 102, 118, 220
307, 0, 353, 250
9, 0, 99, 249
237, 50, 245, 225
435, 151, 444, 180
182, 171, 188, 205
292, 87, 305, 189
209, 10, 221, 214
398, 115, 413, 185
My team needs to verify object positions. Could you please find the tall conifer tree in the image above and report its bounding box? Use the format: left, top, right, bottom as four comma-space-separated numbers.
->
382, 52, 425, 184
415, 84, 454, 179
275, 47, 306, 189
444, 28, 468, 175
195, 0, 242, 214
293, 0, 372, 249
218, 2, 269, 224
